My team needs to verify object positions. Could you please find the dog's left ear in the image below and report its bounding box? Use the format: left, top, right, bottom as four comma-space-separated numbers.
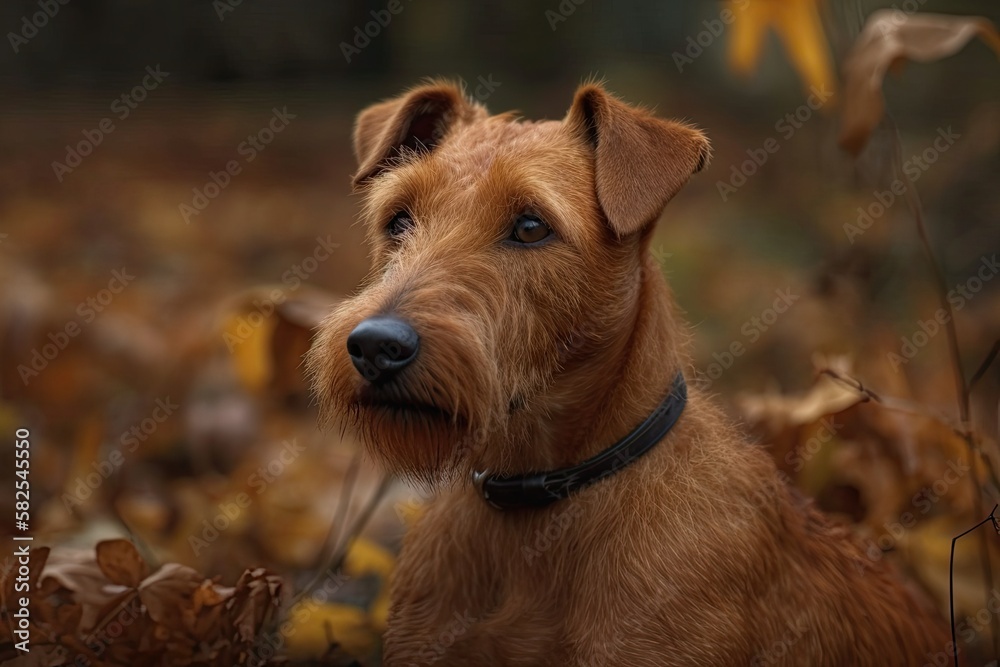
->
565, 84, 710, 237
352, 81, 482, 188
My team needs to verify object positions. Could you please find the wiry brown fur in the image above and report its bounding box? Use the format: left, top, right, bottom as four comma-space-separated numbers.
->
307, 80, 949, 665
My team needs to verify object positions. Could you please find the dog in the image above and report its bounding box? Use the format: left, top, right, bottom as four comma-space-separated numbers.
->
307, 80, 950, 666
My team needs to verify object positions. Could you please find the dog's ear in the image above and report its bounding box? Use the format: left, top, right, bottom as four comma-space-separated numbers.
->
565, 84, 710, 237
352, 82, 480, 187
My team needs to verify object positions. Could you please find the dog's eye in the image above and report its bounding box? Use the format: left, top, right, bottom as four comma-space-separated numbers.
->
387, 211, 414, 238
510, 215, 551, 245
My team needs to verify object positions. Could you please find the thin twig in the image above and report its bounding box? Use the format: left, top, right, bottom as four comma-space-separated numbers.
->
904, 188, 970, 423
292, 473, 392, 606
818, 368, 883, 403
951, 505, 1000, 667
821, 367, 950, 427
889, 115, 997, 658
968, 339, 1000, 393
307, 447, 363, 575
820, 367, 1000, 495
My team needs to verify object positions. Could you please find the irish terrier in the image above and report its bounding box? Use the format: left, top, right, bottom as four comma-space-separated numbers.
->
308, 81, 950, 666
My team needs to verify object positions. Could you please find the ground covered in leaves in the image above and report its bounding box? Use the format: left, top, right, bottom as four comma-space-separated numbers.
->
2, 7, 1000, 666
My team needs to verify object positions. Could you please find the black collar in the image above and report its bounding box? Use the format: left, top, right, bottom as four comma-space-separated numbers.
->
472, 372, 687, 510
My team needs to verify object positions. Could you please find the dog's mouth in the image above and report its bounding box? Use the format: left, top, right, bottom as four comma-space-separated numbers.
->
354, 387, 455, 422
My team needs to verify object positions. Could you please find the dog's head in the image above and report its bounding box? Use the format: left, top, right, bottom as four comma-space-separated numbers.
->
307, 80, 708, 481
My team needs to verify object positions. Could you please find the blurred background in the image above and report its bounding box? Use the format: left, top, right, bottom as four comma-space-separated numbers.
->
1, 1, 999, 665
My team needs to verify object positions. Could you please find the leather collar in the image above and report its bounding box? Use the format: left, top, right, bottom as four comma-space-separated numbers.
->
472, 372, 687, 510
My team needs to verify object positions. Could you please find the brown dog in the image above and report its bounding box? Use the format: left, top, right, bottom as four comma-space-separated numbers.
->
308, 81, 950, 666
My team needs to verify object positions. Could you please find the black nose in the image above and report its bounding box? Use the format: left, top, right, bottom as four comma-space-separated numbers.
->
346, 315, 420, 384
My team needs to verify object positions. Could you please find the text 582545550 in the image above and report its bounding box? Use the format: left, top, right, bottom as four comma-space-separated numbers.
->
12, 428, 32, 653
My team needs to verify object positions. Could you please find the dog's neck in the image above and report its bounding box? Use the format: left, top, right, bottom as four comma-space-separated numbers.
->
487, 251, 686, 475
551, 258, 684, 466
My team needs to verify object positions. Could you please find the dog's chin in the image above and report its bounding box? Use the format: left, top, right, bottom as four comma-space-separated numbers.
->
347, 389, 474, 483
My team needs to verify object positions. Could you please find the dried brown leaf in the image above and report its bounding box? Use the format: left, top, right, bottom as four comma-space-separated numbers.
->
95, 539, 149, 588
40, 548, 119, 622
840, 10, 1000, 155
84, 588, 138, 646
192, 579, 232, 614
230, 568, 283, 644
737, 371, 861, 431
138, 563, 203, 631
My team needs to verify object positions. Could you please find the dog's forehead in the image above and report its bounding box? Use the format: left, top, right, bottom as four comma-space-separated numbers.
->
437, 116, 574, 180
409, 114, 601, 248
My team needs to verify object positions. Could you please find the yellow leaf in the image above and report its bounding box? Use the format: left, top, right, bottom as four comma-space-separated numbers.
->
284, 601, 377, 659
343, 538, 395, 579
223, 307, 275, 391
728, 0, 836, 98
728, 0, 774, 75
339, 539, 395, 632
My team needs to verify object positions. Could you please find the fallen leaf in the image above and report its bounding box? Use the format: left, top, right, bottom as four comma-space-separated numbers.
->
193, 579, 232, 614
28, 542, 288, 665
138, 562, 204, 630
343, 538, 394, 580
284, 600, 377, 660
229, 567, 284, 644
95, 539, 149, 588
840, 10, 1000, 154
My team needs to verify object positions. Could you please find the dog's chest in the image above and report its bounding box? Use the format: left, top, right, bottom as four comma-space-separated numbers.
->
380, 485, 775, 667
383, 500, 583, 665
